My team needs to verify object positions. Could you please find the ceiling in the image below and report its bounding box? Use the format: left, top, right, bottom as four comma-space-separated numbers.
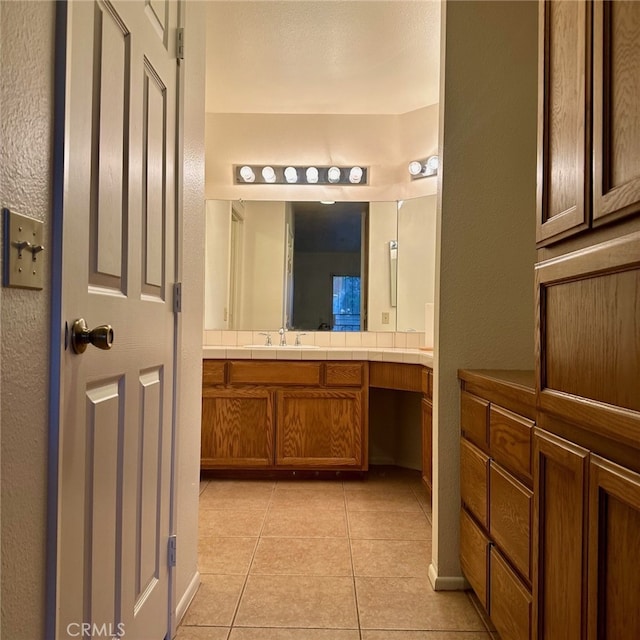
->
205, 1, 441, 115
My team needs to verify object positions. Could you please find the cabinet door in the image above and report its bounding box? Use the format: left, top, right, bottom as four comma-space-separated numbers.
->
536, 0, 590, 244
275, 389, 363, 468
587, 455, 640, 639
593, 0, 640, 226
201, 388, 274, 468
532, 428, 588, 640
421, 397, 433, 490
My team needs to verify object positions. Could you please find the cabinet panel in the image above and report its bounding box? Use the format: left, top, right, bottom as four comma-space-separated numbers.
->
536, 0, 589, 244
490, 405, 533, 482
229, 361, 321, 386
460, 509, 489, 609
490, 546, 533, 640
533, 428, 588, 640
369, 362, 423, 392
275, 389, 363, 467
490, 462, 532, 581
325, 362, 363, 387
421, 398, 432, 490
203, 360, 226, 386
460, 438, 489, 529
588, 455, 640, 639
593, 0, 640, 224
461, 391, 489, 449
201, 388, 273, 468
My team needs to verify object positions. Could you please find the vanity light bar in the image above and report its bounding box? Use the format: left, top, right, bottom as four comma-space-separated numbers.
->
234, 165, 368, 186
408, 155, 439, 180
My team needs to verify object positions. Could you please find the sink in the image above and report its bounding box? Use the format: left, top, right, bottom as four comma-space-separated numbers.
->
243, 344, 320, 350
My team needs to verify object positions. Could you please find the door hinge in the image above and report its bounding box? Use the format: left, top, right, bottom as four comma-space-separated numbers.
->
168, 535, 177, 568
176, 27, 185, 60
173, 282, 182, 313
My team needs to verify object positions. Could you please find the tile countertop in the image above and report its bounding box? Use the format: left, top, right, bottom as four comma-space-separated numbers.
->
202, 346, 434, 368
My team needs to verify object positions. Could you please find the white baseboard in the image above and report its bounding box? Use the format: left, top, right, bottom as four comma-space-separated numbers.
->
428, 563, 469, 591
176, 570, 200, 624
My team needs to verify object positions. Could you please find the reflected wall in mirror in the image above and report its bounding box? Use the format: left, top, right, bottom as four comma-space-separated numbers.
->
204, 196, 436, 333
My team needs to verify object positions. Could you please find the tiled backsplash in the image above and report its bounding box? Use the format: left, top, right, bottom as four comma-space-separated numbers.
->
203, 330, 426, 349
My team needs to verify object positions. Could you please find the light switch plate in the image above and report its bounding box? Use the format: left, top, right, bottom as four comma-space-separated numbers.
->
3, 208, 45, 290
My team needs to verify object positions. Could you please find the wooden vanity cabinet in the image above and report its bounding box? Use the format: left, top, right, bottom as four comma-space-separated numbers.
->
201, 360, 367, 471
458, 370, 536, 640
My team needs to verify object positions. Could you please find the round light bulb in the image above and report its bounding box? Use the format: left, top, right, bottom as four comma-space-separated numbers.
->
327, 166, 341, 183
284, 166, 298, 183
239, 165, 255, 183
261, 166, 276, 183
306, 167, 319, 184
349, 166, 363, 184
426, 155, 439, 174
408, 161, 423, 176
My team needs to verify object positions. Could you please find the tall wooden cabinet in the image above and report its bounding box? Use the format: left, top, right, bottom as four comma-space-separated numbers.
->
533, 1, 640, 638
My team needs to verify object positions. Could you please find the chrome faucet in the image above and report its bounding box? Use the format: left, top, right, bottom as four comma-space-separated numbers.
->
295, 332, 307, 346
278, 327, 287, 346
259, 332, 272, 346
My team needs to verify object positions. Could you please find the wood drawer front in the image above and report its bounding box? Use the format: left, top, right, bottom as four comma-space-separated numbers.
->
490, 405, 533, 482
489, 462, 532, 581
461, 438, 489, 528
228, 361, 321, 386
203, 360, 226, 386
325, 363, 363, 387
461, 391, 489, 449
490, 546, 532, 640
369, 362, 423, 392
460, 509, 490, 609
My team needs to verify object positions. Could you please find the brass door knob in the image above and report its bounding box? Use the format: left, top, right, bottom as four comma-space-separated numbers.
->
70, 318, 114, 354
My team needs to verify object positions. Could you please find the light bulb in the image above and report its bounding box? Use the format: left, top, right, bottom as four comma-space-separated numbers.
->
306, 167, 319, 184
327, 166, 341, 183
349, 166, 363, 184
239, 166, 255, 183
408, 161, 423, 176
284, 166, 298, 183
261, 166, 276, 183
425, 155, 439, 175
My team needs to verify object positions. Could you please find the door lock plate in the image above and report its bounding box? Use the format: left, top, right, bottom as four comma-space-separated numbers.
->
3, 208, 45, 290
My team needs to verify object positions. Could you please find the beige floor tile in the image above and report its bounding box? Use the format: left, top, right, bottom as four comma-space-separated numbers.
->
199, 509, 266, 538
270, 488, 346, 510
348, 510, 432, 540
362, 632, 490, 640
200, 483, 275, 511
356, 577, 486, 631
199, 537, 258, 574
235, 575, 358, 628
262, 507, 347, 538
345, 491, 423, 513
205, 480, 276, 493
199, 480, 210, 496
177, 626, 230, 640
251, 537, 352, 576
229, 628, 360, 640
182, 574, 245, 626
351, 539, 432, 577
274, 480, 345, 494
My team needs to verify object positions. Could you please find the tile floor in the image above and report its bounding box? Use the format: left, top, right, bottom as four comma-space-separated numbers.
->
178, 467, 496, 640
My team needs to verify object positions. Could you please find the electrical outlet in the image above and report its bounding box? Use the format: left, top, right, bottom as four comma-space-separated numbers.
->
382, 312, 390, 324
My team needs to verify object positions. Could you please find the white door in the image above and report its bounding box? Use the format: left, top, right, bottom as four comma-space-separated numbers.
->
57, 1, 178, 638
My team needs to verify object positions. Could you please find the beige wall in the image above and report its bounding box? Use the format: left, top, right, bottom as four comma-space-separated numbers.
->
205, 106, 439, 202
0, 2, 206, 636
1, 3, 53, 637
431, 0, 537, 588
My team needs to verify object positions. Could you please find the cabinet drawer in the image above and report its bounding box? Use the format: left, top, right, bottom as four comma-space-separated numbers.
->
490, 462, 532, 581
325, 362, 363, 387
490, 546, 532, 640
461, 438, 489, 528
461, 391, 489, 449
490, 405, 533, 482
229, 361, 321, 386
460, 509, 489, 608
203, 360, 226, 386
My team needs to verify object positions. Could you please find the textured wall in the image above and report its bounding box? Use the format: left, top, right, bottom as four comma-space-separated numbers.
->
431, 0, 537, 586
175, 0, 207, 624
0, 2, 54, 638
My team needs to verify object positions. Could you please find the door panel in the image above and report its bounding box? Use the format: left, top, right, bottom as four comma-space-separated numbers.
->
58, 1, 178, 639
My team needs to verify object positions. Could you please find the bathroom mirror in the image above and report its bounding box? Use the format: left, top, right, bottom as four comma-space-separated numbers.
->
204, 195, 437, 333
